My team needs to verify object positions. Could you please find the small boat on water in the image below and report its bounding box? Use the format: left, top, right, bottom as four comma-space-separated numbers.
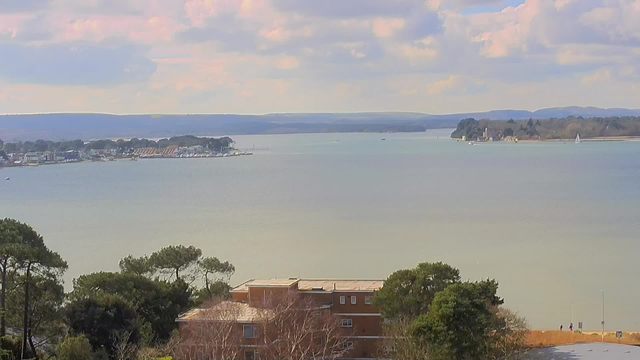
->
468, 141, 474, 145
5, 177, 9, 181
575, 133, 581, 144
381, 138, 386, 141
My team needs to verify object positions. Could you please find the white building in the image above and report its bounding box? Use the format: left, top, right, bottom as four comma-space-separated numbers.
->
24, 152, 42, 164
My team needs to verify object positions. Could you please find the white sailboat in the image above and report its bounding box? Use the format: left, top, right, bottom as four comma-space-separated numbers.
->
575, 133, 581, 144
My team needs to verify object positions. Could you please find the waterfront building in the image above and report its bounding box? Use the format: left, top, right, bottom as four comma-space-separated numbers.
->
177, 278, 384, 360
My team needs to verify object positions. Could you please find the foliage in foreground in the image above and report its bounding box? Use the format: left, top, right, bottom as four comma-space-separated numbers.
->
1, 217, 234, 360
376, 262, 528, 360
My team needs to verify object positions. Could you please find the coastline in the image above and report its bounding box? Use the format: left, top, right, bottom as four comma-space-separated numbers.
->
453, 136, 640, 142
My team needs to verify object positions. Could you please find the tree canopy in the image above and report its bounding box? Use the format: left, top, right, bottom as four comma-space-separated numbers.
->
118, 255, 154, 277
69, 271, 191, 342
375, 262, 525, 360
148, 245, 202, 281
2, 135, 235, 154
373, 262, 460, 320
451, 115, 640, 140
1, 220, 236, 360
410, 282, 498, 360
56, 334, 94, 360
66, 294, 139, 357
0, 218, 68, 359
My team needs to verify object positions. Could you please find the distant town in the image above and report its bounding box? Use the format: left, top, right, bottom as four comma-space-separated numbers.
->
0, 135, 252, 167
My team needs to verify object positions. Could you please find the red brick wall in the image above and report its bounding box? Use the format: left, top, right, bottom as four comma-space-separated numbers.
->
332, 292, 379, 314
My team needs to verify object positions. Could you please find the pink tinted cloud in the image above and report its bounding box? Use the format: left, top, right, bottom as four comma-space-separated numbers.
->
470, 0, 541, 58
183, 0, 268, 26
372, 18, 405, 37
259, 24, 291, 41
0, 14, 33, 39
60, 14, 184, 43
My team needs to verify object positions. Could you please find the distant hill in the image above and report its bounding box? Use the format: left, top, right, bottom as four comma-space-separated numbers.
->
2, 107, 639, 140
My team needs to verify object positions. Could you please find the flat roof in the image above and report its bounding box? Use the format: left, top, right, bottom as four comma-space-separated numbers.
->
177, 301, 274, 323
231, 278, 299, 292
298, 279, 383, 292
232, 278, 383, 292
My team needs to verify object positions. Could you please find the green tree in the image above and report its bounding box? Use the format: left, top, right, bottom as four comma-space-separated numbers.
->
56, 334, 94, 360
451, 118, 479, 139
373, 262, 460, 320
194, 280, 232, 304
5, 274, 66, 352
527, 118, 534, 128
34, 140, 49, 152
148, 245, 202, 281
66, 294, 139, 358
0, 335, 22, 360
3, 143, 17, 153
198, 257, 235, 299
118, 256, 154, 277
9, 222, 67, 359
409, 281, 501, 360
0, 219, 21, 337
69, 272, 191, 342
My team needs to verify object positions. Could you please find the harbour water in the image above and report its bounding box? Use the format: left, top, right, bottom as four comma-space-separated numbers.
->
1, 129, 639, 330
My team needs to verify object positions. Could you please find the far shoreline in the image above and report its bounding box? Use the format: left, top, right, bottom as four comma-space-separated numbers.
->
452, 136, 640, 142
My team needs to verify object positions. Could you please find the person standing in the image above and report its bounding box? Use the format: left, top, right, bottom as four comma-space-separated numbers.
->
570, 323, 573, 332
560, 325, 563, 331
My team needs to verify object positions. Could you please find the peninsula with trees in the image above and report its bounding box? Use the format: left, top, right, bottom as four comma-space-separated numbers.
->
0, 135, 249, 167
451, 116, 640, 141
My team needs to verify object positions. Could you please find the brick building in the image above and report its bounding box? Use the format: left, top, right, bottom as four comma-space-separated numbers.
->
177, 278, 384, 360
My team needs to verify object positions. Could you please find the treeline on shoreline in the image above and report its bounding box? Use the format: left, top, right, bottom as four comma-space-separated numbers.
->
451, 116, 640, 140
0, 135, 234, 155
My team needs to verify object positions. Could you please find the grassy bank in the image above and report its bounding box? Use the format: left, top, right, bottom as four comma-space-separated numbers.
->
526, 330, 640, 347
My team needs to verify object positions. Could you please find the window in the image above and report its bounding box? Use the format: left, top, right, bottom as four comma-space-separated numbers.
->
244, 350, 256, 360
351, 296, 357, 305
341, 319, 353, 328
244, 325, 258, 338
365, 296, 372, 305
340, 296, 346, 304
340, 341, 354, 350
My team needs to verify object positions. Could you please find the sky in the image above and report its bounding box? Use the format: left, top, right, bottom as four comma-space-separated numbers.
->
0, 0, 639, 115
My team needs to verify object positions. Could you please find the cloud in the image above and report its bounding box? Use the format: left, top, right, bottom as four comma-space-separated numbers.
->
579, 7, 616, 24
372, 18, 405, 37
177, 15, 260, 52
425, 75, 460, 95
50, 0, 170, 16
271, 0, 421, 18
0, 41, 156, 86
0, 0, 50, 13
581, 68, 611, 85
275, 56, 299, 69
429, 0, 504, 11
2, 0, 640, 114
58, 15, 185, 43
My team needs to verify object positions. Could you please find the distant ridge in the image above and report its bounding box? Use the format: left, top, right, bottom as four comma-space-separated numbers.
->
2, 107, 639, 140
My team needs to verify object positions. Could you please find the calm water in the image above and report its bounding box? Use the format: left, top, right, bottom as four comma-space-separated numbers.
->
1, 129, 639, 330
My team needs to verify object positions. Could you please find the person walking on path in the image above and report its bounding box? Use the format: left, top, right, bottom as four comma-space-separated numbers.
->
570, 323, 573, 332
